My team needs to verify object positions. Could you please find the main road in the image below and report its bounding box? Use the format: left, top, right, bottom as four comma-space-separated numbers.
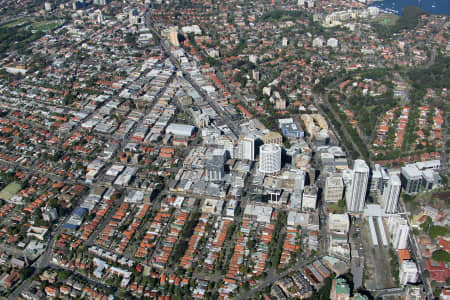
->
145, 10, 240, 137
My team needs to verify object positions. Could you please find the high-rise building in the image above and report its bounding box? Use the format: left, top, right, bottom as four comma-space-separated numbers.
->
290, 171, 305, 210
237, 135, 255, 161
345, 160, 369, 212
400, 165, 423, 195
259, 144, 281, 174
400, 260, 418, 285
324, 175, 344, 203
388, 216, 409, 249
369, 165, 383, 197
206, 149, 225, 181
382, 174, 401, 214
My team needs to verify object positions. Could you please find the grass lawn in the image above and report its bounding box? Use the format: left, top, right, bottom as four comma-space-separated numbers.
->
374, 14, 400, 26
32, 19, 64, 32
0, 182, 22, 201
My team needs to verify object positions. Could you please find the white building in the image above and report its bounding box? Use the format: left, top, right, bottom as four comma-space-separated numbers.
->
237, 135, 255, 161
166, 123, 195, 137
44, 1, 52, 11
312, 37, 324, 48
302, 186, 318, 210
259, 144, 282, 174
382, 174, 401, 214
345, 160, 369, 212
327, 38, 339, 48
388, 215, 409, 250
244, 204, 273, 223
400, 260, 418, 285
328, 213, 349, 233
324, 175, 344, 203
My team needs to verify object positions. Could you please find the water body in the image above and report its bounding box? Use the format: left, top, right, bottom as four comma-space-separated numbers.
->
369, 0, 450, 15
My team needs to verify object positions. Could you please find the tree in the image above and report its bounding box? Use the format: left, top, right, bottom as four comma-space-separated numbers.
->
432, 250, 450, 263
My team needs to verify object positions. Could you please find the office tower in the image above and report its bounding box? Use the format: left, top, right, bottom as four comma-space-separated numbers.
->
382, 174, 401, 214
324, 175, 344, 203
400, 165, 423, 194
345, 159, 369, 212
388, 215, 409, 249
259, 144, 281, 174
237, 135, 255, 161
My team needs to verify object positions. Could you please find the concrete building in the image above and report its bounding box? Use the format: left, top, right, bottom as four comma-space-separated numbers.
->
369, 165, 383, 197
400, 260, 418, 285
279, 119, 304, 138
400, 165, 423, 195
206, 149, 225, 181
345, 160, 369, 213
328, 213, 350, 233
166, 123, 195, 137
324, 176, 344, 203
237, 135, 255, 161
290, 171, 305, 210
387, 215, 409, 250
382, 174, 401, 214
330, 278, 350, 300
244, 204, 273, 223
302, 186, 318, 210
262, 131, 283, 145
259, 144, 282, 174
168, 29, 180, 47
327, 38, 339, 48
312, 37, 324, 48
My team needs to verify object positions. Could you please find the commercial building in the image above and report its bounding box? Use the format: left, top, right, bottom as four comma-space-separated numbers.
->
262, 131, 283, 145
328, 214, 350, 233
237, 135, 255, 161
279, 118, 304, 138
206, 149, 225, 181
302, 186, 318, 210
400, 165, 423, 194
324, 175, 344, 203
382, 174, 401, 214
166, 123, 195, 137
400, 260, 418, 285
259, 144, 282, 174
244, 204, 273, 223
387, 215, 409, 250
345, 160, 369, 213
330, 278, 350, 300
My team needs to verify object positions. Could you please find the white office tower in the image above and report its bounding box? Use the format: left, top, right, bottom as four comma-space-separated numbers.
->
237, 135, 255, 161
259, 144, 282, 174
388, 215, 409, 249
400, 260, 418, 285
324, 175, 344, 203
345, 160, 369, 212
382, 174, 401, 214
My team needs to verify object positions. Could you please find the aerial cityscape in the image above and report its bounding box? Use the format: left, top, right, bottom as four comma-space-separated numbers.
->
0, 0, 448, 299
